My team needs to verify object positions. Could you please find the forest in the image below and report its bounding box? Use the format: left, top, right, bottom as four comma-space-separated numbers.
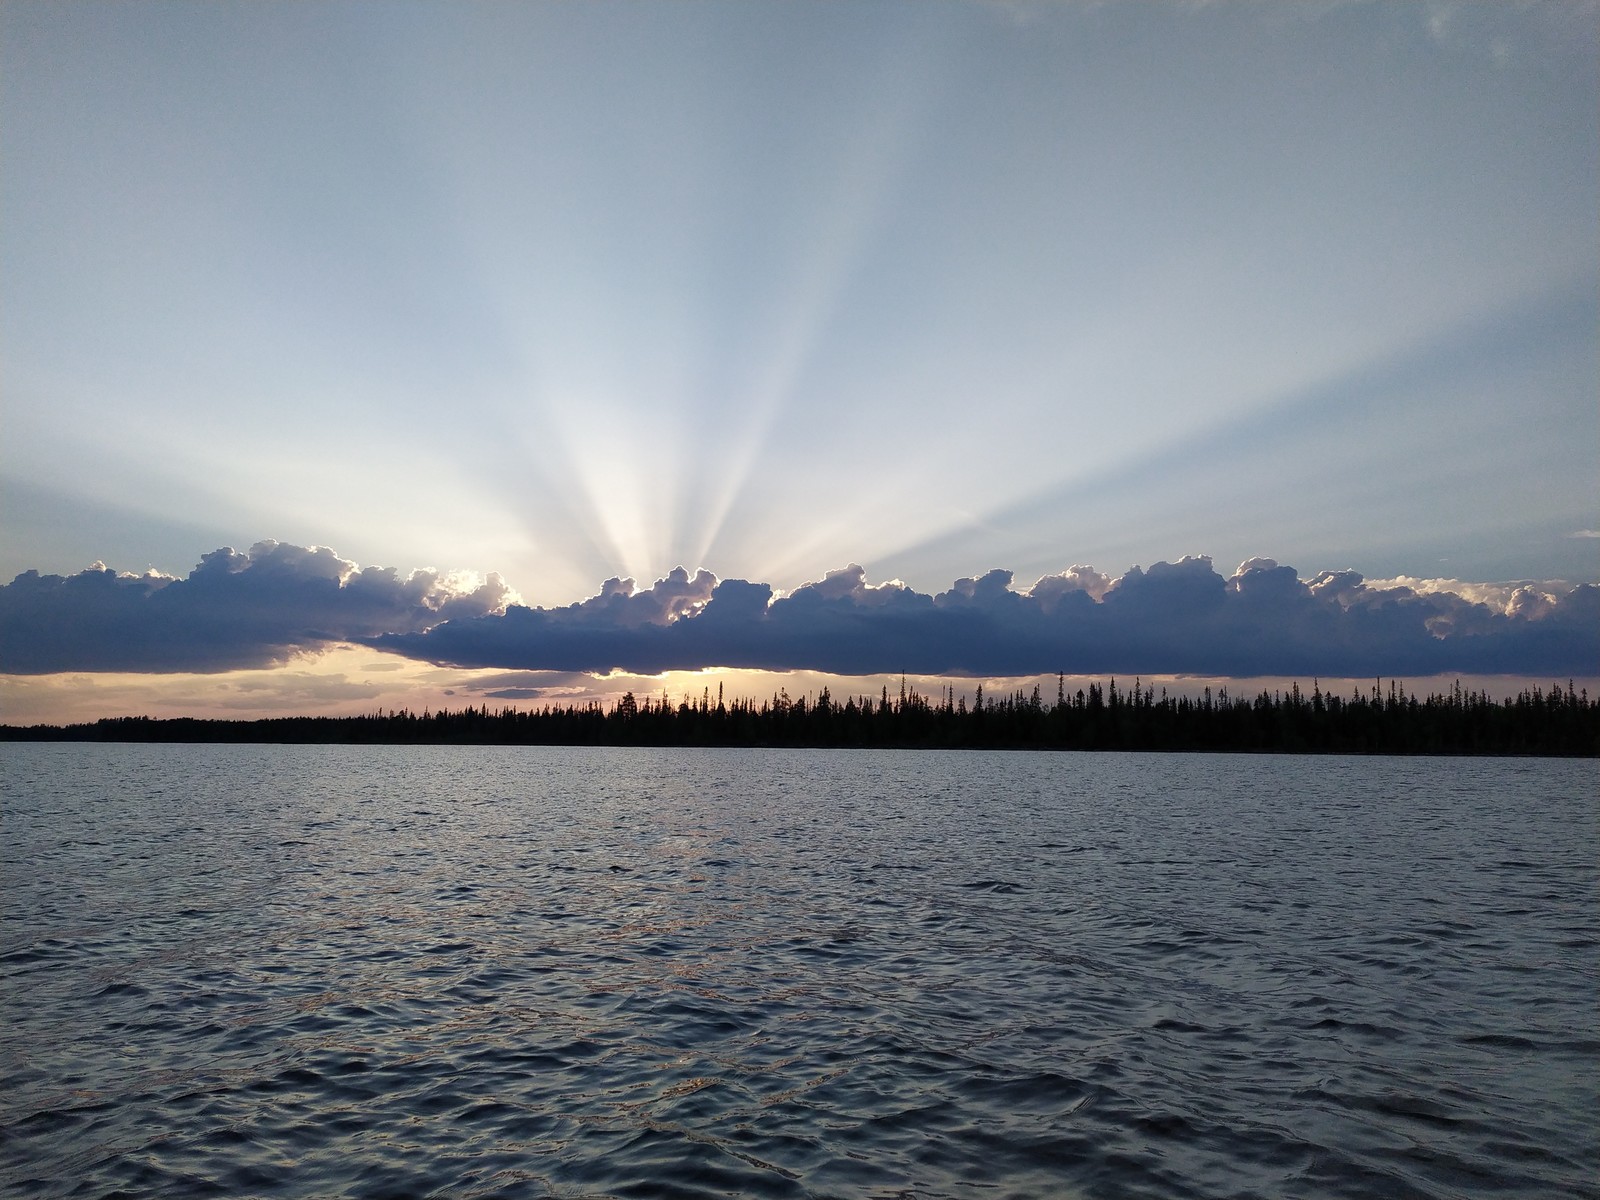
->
4, 678, 1596, 756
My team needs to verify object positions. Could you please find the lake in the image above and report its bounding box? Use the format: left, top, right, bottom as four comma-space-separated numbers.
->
2, 744, 1595, 1199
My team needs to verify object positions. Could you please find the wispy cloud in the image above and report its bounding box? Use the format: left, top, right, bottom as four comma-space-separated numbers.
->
5, 541, 1595, 679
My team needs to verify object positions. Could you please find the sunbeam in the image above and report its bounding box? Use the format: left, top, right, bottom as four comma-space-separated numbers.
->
870, 277, 1600, 588
3, 0, 1594, 676
685, 26, 947, 573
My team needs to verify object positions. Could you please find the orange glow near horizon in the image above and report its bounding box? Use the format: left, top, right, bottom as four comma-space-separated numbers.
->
2, 644, 1592, 728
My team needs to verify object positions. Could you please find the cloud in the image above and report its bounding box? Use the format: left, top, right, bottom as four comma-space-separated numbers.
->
4, 541, 1596, 679
1360, 574, 1577, 610
371, 554, 1599, 679
1028, 564, 1116, 608
0, 540, 515, 673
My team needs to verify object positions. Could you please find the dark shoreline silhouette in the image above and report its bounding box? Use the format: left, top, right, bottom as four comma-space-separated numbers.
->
4, 678, 1595, 756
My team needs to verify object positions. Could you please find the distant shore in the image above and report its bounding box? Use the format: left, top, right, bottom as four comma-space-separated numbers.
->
4, 680, 1595, 756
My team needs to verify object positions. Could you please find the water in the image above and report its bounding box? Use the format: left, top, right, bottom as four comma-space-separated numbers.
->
2, 745, 1595, 1199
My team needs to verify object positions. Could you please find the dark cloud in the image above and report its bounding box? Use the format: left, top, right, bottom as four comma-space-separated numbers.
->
3, 542, 1596, 678
373, 554, 1598, 679
0, 540, 513, 673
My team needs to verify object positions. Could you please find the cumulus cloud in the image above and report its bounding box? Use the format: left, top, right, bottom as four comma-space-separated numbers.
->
371, 554, 1598, 679
1028, 564, 1115, 608
1361, 574, 1573, 610
571, 568, 717, 627
0, 540, 515, 673
3, 541, 1596, 678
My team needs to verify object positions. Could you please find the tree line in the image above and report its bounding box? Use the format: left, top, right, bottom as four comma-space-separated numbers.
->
3, 677, 1596, 756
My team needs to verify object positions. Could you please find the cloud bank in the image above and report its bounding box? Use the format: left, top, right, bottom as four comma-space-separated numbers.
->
0, 541, 515, 673
3, 541, 1595, 679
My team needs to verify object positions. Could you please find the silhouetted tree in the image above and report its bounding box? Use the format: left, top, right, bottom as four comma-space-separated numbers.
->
3, 678, 1595, 756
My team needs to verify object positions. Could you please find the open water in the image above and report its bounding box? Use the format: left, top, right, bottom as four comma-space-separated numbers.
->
1, 744, 1595, 1199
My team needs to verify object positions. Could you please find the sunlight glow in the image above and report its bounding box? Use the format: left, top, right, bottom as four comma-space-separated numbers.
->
6, 640, 1592, 729
2, 0, 1594, 612
688, 58, 936, 572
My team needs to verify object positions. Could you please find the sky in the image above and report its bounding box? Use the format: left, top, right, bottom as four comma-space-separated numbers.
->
2, 0, 1597, 723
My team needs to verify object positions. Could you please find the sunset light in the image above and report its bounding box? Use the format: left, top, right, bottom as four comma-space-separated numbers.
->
3, 8, 1596, 1191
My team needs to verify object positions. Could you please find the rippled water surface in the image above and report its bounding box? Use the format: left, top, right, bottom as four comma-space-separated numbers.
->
2, 744, 1596, 1199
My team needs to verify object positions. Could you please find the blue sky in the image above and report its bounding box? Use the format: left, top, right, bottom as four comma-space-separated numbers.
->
2, 0, 1596, 719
